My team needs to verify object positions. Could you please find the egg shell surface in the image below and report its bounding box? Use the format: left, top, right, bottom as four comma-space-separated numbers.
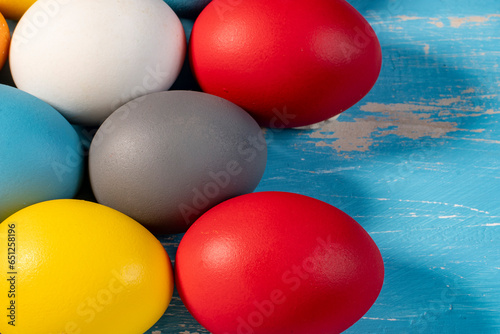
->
190, 0, 382, 127
10, 0, 186, 126
0, 199, 174, 334
175, 191, 385, 334
0, 0, 36, 20
0, 12, 9, 70
89, 90, 267, 234
0, 84, 84, 222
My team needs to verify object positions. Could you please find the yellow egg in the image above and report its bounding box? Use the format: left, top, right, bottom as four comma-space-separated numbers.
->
0, 12, 9, 70
0, 200, 174, 334
0, 0, 36, 21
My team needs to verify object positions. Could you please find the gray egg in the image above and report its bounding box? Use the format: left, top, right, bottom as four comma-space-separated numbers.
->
89, 91, 267, 234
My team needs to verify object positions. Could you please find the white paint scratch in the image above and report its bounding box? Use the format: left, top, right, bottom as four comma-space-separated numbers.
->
370, 230, 403, 234
396, 199, 490, 214
444, 107, 499, 118
312, 167, 357, 174
384, 15, 500, 28
453, 204, 488, 213
439, 215, 458, 219
477, 223, 500, 227
389, 16, 446, 28
325, 195, 490, 216
461, 88, 476, 94
423, 44, 430, 55
473, 95, 498, 100
444, 136, 500, 144
396, 15, 425, 22
449, 14, 500, 28
429, 19, 445, 28
362, 317, 403, 321
432, 97, 463, 106
485, 109, 500, 115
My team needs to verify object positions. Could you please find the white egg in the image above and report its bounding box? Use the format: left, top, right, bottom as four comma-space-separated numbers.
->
10, 0, 186, 125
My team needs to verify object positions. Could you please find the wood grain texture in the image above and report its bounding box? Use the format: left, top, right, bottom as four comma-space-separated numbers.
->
62, 0, 498, 333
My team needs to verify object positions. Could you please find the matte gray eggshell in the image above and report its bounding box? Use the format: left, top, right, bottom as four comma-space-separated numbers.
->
89, 91, 267, 234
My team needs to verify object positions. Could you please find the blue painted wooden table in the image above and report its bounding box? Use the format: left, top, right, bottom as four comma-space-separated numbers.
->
145, 1, 500, 333
2, 0, 498, 333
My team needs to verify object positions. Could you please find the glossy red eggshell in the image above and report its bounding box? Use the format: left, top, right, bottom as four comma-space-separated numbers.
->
175, 191, 384, 334
190, 0, 382, 127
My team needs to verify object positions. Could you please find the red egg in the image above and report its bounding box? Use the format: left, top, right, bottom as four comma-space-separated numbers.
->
175, 191, 384, 334
190, 0, 382, 128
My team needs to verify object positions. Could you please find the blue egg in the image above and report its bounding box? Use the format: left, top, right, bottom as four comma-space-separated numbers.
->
0, 84, 84, 221
164, 0, 211, 18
